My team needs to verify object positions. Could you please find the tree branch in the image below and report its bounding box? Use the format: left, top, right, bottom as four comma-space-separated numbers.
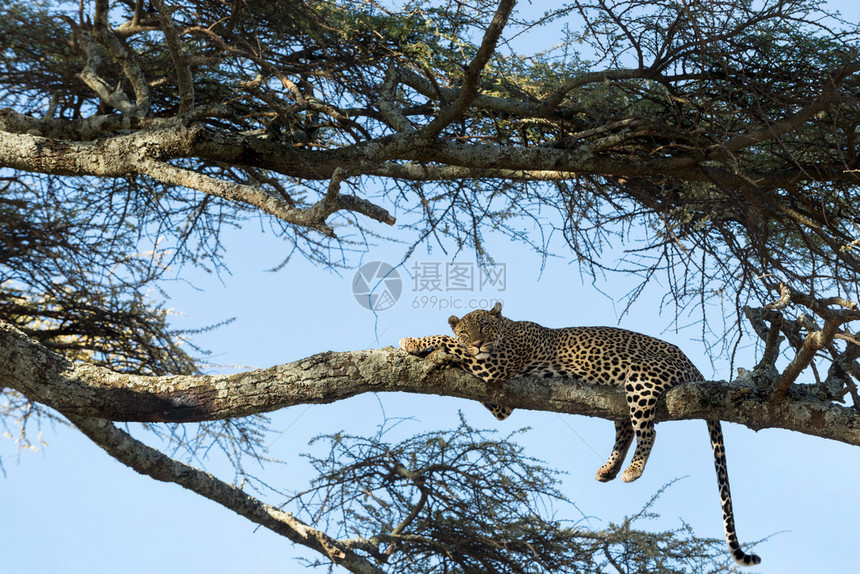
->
0, 126, 394, 233
415, 0, 516, 143
377, 66, 414, 133
0, 106, 233, 141
4, 110, 860, 191
3, 319, 858, 446
77, 31, 138, 115
539, 68, 653, 115
761, 283, 860, 397
67, 413, 384, 574
137, 159, 393, 236
711, 61, 860, 157
92, 0, 151, 115
151, 0, 195, 114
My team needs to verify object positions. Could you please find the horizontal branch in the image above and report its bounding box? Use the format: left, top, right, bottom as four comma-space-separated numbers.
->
138, 160, 393, 235
3, 320, 858, 447
399, 68, 570, 119
0, 106, 233, 141
372, 163, 580, 181
0, 124, 394, 233
539, 68, 653, 115
4, 110, 860, 192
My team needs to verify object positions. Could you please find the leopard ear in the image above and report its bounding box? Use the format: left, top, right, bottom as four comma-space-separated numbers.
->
448, 315, 460, 330
490, 301, 503, 315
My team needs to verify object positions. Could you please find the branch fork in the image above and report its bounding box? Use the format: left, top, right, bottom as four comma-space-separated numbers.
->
748, 282, 860, 402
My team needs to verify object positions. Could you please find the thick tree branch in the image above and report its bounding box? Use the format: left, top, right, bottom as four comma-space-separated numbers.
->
0, 126, 394, 233
0, 106, 233, 141
3, 319, 858, 446
4, 109, 860, 190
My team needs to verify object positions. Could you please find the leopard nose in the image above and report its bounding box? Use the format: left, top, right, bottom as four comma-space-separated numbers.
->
472, 339, 483, 348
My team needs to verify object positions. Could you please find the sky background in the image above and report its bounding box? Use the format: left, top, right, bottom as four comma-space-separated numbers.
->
3, 1, 860, 573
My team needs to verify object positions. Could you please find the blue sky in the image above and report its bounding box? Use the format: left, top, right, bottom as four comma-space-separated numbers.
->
3, 1, 860, 573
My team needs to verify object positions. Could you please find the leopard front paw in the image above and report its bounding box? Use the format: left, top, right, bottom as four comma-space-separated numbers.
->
399, 337, 430, 355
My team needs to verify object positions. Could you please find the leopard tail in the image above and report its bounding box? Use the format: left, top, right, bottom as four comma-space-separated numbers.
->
707, 420, 761, 567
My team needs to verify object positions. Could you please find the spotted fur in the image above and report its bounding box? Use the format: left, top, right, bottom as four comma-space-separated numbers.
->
400, 302, 760, 566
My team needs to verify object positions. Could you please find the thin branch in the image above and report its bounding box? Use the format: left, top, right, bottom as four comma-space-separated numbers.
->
763, 282, 792, 311
711, 61, 860, 157
139, 159, 393, 235
77, 31, 137, 115
68, 414, 384, 574
92, 0, 151, 115
771, 318, 842, 397
399, 67, 561, 118
151, 0, 195, 114
378, 66, 414, 133
539, 69, 652, 115
742, 306, 784, 373
759, 283, 860, 397
415, 0, 516, 142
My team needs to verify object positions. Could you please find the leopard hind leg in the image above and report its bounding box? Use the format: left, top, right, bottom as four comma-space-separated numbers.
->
620, 374, 667, 483
595, 419, 634, 482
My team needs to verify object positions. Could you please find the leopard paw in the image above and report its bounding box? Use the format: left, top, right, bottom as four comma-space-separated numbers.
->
400, 337, 434, 355
621, 465, 643, 483
595, 464, 621, 483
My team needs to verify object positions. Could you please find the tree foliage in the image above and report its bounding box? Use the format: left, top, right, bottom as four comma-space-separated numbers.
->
290, 417, 738, 573
1, 0, 859, 571
1, 0, 859, 336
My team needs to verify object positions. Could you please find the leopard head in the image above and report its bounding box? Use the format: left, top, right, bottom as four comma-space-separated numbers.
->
448, 302, 504, 360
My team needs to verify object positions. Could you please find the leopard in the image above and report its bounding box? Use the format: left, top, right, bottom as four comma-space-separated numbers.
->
399, 301, 761, 567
